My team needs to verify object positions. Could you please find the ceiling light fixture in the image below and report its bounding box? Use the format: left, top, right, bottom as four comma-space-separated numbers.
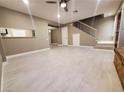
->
22, 0, 29, 5
60, 2, 66, 8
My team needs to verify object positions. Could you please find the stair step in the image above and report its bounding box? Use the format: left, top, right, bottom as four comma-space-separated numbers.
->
94, 41, 114, 50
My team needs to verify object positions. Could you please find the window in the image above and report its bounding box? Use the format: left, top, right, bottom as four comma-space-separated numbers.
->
0, 28, 35, 38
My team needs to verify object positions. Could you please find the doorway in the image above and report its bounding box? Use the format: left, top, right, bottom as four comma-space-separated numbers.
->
48, 26, 61, 47
73, 33, 80, 46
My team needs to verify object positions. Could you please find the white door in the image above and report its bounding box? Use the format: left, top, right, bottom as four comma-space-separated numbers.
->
73, 33, 80, 46
62, 27, 68, 46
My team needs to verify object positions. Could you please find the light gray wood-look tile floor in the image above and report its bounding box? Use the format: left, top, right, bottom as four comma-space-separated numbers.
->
3, 47, 123, 92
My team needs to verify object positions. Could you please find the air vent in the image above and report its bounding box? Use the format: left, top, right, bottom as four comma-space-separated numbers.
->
46, 1, 57, 4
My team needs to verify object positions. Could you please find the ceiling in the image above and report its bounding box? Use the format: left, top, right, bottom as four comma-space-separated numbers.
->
0, 0, 122, 24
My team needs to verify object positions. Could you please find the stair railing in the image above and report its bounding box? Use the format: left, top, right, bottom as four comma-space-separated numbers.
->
73, 21, 97, 38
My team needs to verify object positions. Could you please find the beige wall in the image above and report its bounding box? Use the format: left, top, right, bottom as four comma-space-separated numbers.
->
68, 24, 96, 46
95, 16, 114, 41
0, 7, 51, 56
51, 28, 62, 44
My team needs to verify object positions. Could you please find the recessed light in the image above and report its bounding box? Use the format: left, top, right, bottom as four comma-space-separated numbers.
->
49, 30, 51, 33
57, 14, 61, 18
22, 0, 29, 5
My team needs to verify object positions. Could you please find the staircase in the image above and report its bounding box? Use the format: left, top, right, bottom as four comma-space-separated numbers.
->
73, 14, 115, 50
73, 21, 97, 37
73, 15, 104, 38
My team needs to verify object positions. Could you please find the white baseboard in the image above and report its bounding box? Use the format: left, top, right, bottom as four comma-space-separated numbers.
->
68, 45, 94, 48
7, 48, 50, 59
